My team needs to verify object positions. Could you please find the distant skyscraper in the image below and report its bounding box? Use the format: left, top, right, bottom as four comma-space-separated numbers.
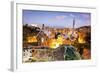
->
73, 18, 75, 29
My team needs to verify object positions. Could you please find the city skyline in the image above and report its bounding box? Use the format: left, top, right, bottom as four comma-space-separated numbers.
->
23, 10, 91, 28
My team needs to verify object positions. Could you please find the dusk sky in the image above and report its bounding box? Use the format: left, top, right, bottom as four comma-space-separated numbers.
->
22, 10, 91, 28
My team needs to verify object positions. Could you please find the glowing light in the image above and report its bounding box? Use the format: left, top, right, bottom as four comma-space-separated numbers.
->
41, 38, 44, 43
78, 32, 86, 43
47, 35, 64, 49
49, 41, 60, 49
27, 36, 37, 43
48, 39, 58, 49
57, 36, 63, 45
78, 37, 85, 43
